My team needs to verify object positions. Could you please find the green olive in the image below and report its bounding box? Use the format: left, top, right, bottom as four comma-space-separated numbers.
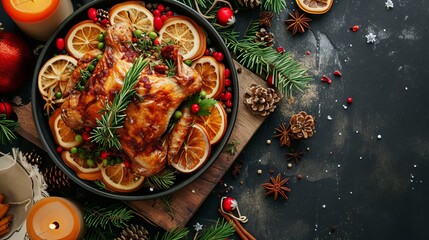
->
184, 59, 192, 66
55, 91, 62, 99
75, 134, 83, 142
96, 54, 103, 61
149, 31, 158, 39
70, 147, 78, 154
134, 29, 143, 38
97, 33, 104, 42
98, 42, 105, 50
86, 159, 95, 167
173, 110, 182, 119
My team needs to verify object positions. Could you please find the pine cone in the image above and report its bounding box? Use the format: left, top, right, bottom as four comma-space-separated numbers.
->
244, 84, 281, 116
289, 111, 315, 139
43, 165, 70, 189
96, 8, 109, 23
114, 224, 149, 240
255, 28, 275, 47
237, 0, 261, 8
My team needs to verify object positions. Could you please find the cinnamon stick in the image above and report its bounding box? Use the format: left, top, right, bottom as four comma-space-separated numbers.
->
218, 208, 256, 240
0, 204, 9, 219
0, 215, 13, 227
0, 225, 10, 236
0, 222, 10, 233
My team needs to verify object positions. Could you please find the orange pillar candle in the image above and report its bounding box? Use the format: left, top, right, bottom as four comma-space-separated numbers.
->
26, 197, 85, 240
2, 0, 73, 41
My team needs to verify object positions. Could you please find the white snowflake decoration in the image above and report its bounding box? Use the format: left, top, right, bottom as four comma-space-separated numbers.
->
385, 0, 394, 9
365, 33, 377, 43
193, 222, 203, 231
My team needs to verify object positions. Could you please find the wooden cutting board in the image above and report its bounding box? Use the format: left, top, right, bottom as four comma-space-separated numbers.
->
15, 61, 268, 230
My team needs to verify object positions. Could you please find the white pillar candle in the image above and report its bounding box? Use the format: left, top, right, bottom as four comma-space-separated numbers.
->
2, 0, 74, 41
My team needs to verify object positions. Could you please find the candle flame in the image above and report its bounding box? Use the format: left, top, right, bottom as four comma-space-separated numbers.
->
49, 222, 60, 230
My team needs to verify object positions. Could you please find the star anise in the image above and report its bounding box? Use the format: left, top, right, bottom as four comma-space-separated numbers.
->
261, 173, 291, 200
287, 149, 304, 165
230, 160, 243, 178
273, 123, 292, 147
285, 10, 312, 35
259, 11, 274, 28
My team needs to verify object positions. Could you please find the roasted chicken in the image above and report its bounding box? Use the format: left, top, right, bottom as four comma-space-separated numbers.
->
61, 22, 202, 176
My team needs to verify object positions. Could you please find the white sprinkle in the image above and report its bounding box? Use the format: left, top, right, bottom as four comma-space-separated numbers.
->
149, 187, 154, 191
339, 132, 342, 136
322, 204, 326, 208
325, 170, 329, 173
257, 169, 262, 175
366, 33, 377, 43
350, 191, 353, 194
414, 164, 417, 168
338, 164, 341, 168
349, 44, 353, 47
258, 159, 261, 162
192, 189, 196, 193
343, 105, 348, 109
377, 134, 382, 139
266, 139, 272, 144
385, 0, 394, 9
410, 179, 414, 183
335, 99, 338, 103
307, 147, 310, 151
359, 156, 363, 159
405, 87, 408, 90
287, 163, 293, 168
338, 197, 341, 200
327, 115, 333, 120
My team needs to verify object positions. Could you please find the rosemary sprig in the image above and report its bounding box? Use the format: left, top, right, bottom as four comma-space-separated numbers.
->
261, 0, 287, 13
91, 56, 148, 150
152, 227, 190, 240
196, 219, 235, 240
146, 168, 176, 189
161, 195, 175, 219
0, 114, 19, 145
83, 203, 134, 230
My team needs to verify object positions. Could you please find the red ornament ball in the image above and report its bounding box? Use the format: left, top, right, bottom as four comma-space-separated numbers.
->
88, 8, 97, 20
191, 103, 200, 113
0, 31, 33, 93
216, 7, 235, 26
347, 97, 353, 104
222, 197, 238, 212
212, 52, 224, 62
56, 38, 65, 51
0, 101, 13, 118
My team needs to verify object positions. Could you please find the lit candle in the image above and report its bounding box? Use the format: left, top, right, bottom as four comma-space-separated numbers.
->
26, 197, 85, 240
2, 0, 73, 41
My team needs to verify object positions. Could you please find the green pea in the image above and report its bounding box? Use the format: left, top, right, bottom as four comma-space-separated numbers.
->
174, 110, 182, 119
97, 33, 104, 42
149, 31, 157, 39
75, 134, 83, 142
96, 54, 103, 61
70, 147, 78, 154
109, 159, 116, 166
97, 42, 105, 50
184, 59, 192, 66
103, 159, 108, 167
116, 157, 122, 163
86, 159, 95, 167
87, 64, 95, 72
55, 91, 62, 99
134, 29, 143, 38
199, 90, 207, 99
79, 85, 85, 91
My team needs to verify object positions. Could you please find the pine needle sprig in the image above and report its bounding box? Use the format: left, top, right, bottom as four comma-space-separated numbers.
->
84, 228, 117, 240
146, 168, 176, 189
83, 203, 134, 230
196, 219, 235, 240
261, 0, 287, 13
161, 195, 175, 219
91, 56, 148, 150
223, 140, 240, 155
152, 227, 190, 240
0, 114, 19, 145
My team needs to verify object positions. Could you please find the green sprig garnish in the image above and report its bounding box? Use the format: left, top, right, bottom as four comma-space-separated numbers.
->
91, 56, 148, 150
187, 93, 217, 116
0, 114, 19, 145
146, 168, 176, 190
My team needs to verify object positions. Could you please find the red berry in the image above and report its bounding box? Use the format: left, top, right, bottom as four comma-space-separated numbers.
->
124, 160, 131, 168
157, 4, 165, 12
82, 131, 91, 142
87, 8, 97, 20
191, 104, 200, 113
224, 68, 231, 78
56, 38, 65, 51
100, 151, 110, 159
166, 11, 174, 17
204, 49, 211, 56
222, 197, 237, 212
224, 91, 232, 101
84, 127, 92, 132
321, 75, 332, 84
220, 92, 226, 101
225, 100, 233, 108
153, 39, 161, 45
224, 78, 231, 87
154, 17, 163, 31
56, 146, 63, 154
153, 9, 161, 17
276, 47, 285, 53
297, 174, 303, 180
267, 74, 274, 86
306, 51, 311, 55
351, 25, 360, 32
101, 18, 109, 26
0, 101, 13, 118
132, 37, 137, 43
333, 70, 342, 77
212, 52, 224, 62
161, 15, 168, 22
347, 97, 353, 104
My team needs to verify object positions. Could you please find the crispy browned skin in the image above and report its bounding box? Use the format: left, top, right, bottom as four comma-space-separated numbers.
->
61, 22, 202, 176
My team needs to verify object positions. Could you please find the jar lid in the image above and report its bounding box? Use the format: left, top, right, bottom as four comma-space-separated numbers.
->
2, 0, 60, 22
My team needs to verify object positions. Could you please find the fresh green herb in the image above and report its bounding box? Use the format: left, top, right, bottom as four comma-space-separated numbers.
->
196, 219, 235, 240
165, 59, 177, 77
224, 140, 241, 155
83, 203, 134, 230
187, 93, 217, 116
152, 227, 190, 240
0, 114, 19, 145
161, 195, 175, 219
146, 168, 176, 190
91, 56, 148, 150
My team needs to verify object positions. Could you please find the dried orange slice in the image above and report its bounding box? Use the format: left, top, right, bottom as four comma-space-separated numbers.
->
65, 20, 105, 59
191, 56, 225, 99
100, 163, 145, 192
296, 0, 333, 14
170, 124, 211, 173
61, 151, 101, 181
195, 102, 227, 145
158, 16, 206, 60
38, 55, 77, 104
109, 1, 154, 33
49, 108, 81, 149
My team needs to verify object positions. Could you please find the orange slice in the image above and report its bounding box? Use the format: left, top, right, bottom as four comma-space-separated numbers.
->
65, 20, 105, 59
191, 56, 225, 99
158, 16, 206, 60
296, 0, 333, 14
38, 55, 77, 104
100, 163, 145, 192
195, 102, 227, 145
49, 108, 81, 149
170, 124, 211, 173
61, 151, 101, 181
109, 1, 154, 33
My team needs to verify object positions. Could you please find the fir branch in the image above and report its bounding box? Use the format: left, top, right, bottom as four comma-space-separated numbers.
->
91, 56, 148, 150
94, 180, 106, 190
196, 219, 235, 240
0, 114, 19, 145
83, 203, 134, 230
84, 228, 117, 240
161, 195, 175, 219
223, 140, 240, 155
146, 168, 176, 189
152, 227, 190, 240
261, 0, 287, 13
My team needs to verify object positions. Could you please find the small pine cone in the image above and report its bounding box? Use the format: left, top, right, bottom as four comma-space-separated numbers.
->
43, 165, 71, 189
255, 28, 275, 47
237, 0, 261, 8
114, 224, 149, 240
289, 111, 315, 139
244, 84, 281, 116
96, 8, 109, 22
23, 151, 43, 166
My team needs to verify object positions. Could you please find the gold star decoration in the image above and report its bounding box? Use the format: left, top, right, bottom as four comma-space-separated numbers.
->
285, 10, 312, 35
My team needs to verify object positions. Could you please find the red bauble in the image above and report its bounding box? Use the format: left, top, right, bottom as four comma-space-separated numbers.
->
0, 31, 33, 93
216, 7, 235, 26
0, 101, 13, 118
222, 197, 238, 212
